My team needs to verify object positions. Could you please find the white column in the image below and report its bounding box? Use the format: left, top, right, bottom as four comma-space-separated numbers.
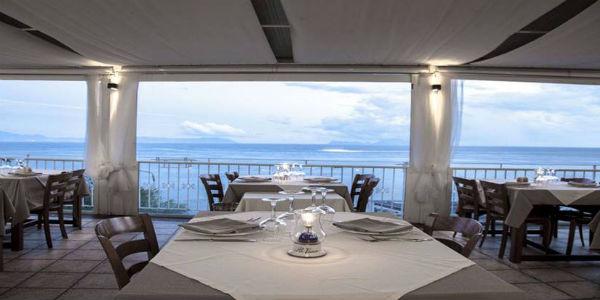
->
85, 73, 140, 215
403, 73, 460, 223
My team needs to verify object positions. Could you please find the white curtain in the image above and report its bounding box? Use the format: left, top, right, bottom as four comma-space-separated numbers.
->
403, 73, 463, 223
85, 73, 139, 215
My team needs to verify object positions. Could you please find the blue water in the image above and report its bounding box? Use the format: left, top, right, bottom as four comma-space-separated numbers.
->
0, 142, 599, 168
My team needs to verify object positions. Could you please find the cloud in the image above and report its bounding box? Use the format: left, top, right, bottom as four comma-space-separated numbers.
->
285, 83, 371, 94
181, 121, 245, 137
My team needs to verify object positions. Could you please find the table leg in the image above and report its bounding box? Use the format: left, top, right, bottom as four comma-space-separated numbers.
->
11, 222, 23, 251
509, 225, 525, 263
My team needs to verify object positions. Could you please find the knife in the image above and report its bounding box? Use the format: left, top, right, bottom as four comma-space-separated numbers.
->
174, 238, 257, 242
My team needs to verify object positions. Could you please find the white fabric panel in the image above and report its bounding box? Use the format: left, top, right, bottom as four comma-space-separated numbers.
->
85, 74, 111, 214
0, 22, 95, 67
85, 74, 139, 215
0, 0, 276, 66
475, 2, 600, 69
404, 74, 462, 223
282, 0, 562, 65
105, 74, 139, 215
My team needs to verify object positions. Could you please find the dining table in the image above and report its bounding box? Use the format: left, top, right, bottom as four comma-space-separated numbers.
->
504, 181, 600, 262
0, 169, 89, 250
223, 178, 353, 207
235, 191, 352, 212
116, 211, 526, 300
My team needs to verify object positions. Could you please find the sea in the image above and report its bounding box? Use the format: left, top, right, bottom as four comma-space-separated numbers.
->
1, 142, 599, 168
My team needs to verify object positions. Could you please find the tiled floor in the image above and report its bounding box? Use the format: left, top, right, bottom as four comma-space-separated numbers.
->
2, 216, 600, 300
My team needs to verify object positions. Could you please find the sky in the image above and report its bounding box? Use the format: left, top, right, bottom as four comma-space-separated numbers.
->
1, 79, 600, 147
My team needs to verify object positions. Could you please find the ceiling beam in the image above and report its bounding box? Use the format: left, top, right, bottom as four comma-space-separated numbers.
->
251, 0, 294, 63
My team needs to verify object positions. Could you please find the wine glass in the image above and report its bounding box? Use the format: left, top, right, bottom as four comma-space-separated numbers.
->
259, 197, 287, 242
316, 187, 336, 223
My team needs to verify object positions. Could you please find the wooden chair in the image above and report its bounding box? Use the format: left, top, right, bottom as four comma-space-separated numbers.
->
30, 172, 71, 248
452, 177, 485, 220
350, 174, 374, 207
225, 171, 239, 183
354, 177, 380, 212
95, 214, 159, 289
552, 178, 596, 244
424, 213, 483, 258
62, 169, 85, 229
478, 180, 552, 258
200, 174, 236, 211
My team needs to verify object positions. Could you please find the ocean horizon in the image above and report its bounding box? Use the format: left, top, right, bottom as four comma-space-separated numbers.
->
1, 141, 599, 168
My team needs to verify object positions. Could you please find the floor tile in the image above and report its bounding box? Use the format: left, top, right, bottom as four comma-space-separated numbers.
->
490, 269, 539, 283
562, 267, 600, 283
523, 268, 585, 282
471, 258, 512, 270
61, 249, 106, 260
0, 288, 66, 300
73, 273, 118, 289
19, 272, 85, 288
3, 259, 56, 272
57, 288, 118, 300
550, 281, 600, 298
42, 260, 101, 273
0, 272, 34, 288
65, 233, 97, 241
514, 283, 573, 300
35, 240, 88, 250
19, 249, 71, 260
90, 260, 113, 274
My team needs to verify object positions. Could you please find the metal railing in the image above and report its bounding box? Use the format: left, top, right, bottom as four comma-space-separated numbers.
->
137, 159, 408, 216
19, 157, 94, 209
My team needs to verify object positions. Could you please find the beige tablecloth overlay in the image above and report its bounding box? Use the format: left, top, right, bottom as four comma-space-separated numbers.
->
152, 212, 474, 300
235, 192, 351, 212
506, 182, 600, 249
224, 180, 353, 207
0, 171, 89, 233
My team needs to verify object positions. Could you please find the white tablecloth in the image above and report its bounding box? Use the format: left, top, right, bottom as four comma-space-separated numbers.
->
235, 192, 352, 212
0, 170, 89, 233
153, 212, 474, 300
506, 182, 600, 249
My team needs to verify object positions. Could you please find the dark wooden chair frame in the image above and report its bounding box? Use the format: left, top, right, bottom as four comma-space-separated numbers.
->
95, 214, 159, 289
30, 172, 72, 248
354, 177, 380, 212
452, 177, 486, 220
424, 213, 483, 258
200, 174, 236, 211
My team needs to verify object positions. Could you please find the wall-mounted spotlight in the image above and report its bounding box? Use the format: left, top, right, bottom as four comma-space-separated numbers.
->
431, 84, 442, 93
107, 82, 119, 90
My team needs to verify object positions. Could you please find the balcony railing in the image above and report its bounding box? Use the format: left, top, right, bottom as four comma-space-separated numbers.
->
11, 157, 599, 217
137, 159, 408, 216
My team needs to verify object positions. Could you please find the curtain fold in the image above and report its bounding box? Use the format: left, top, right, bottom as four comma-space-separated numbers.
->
404, 74, 462, 223
85, 73, 139, 215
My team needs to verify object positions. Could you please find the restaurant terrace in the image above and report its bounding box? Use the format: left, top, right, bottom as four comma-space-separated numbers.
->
1, 1, 600, 299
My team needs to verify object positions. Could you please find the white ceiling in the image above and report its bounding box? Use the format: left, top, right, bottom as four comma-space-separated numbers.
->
0, 0, 599, 70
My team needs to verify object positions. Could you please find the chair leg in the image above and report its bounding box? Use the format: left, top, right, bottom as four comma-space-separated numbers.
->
552, 217, 558, 238
37, 214, 42, 230
57, 208, 68, 239
566, 220, 576, 255
491, 220, 496, 237
42, 211, 53, 248
479, 216, 492, 247
542, 221, 552, 251
75, 200, 82, 230
499, 224, 509, 259
578, 223, 585, 247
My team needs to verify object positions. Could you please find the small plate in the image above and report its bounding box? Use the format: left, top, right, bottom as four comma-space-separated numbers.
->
568, 181, 598, 188
303, 176, 337, 183
237, 176, 271, 183
505, 181, 531, 187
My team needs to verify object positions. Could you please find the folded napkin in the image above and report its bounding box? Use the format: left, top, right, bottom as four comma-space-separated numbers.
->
179, 218, 259, 234
333, 218, 413, 234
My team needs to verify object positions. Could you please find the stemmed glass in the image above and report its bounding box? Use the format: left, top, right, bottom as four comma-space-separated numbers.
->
259, 197, 287, 242
316, 187, 336, 222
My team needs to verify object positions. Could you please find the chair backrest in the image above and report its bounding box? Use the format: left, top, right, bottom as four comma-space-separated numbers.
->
350, 174, 374, 205
95, 214, 159, 289
200, 174, 224, 211
62, 169, 85, 202
225, 171, 239, 182
561, 177, 594, 184
43, 172, 71, 209
355, 177, 380, 212
452, 177, 482, 213
479, 180, 510, 217
426, 213, 483, 258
